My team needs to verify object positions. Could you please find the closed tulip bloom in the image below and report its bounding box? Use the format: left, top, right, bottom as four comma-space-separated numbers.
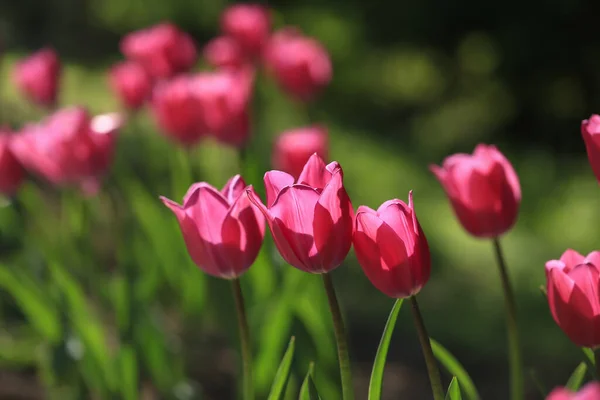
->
203, 36, 246, 69
246, 154, 353, 273
581, 115, 600, 183
430, 144, 521, 238
108, 61, 153, 110
161, 175, 265, 278
221, 4, 270, 58
121, 23, 197, 79
264, 28, 332, 101
272, 125, 329, 179
13, 48, 61, 107
545, 249, 600, 348
0, 132, 25, 196
546, 382, 600, 400
353, 192, 430, 298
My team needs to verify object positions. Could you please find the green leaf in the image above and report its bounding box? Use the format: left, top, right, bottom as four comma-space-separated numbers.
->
267, 336, 296, 400
566, 362, 587, 391
299, 363, 321, 400
118, 345, 139, 400
368, 298, 403, 400
445, 377, 462, 400
430, 339, 480, 400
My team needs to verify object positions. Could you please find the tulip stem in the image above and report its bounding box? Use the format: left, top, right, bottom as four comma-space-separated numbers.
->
322, 273, 354, 400
231, 278, 254, 400
492, 238, 523, 400
409, 296, 444, 400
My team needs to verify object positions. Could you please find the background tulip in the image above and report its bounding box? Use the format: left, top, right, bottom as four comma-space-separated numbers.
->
13, 48, 61, 107
161, 175, 265, 278
108, 61, 153, 110
203, 36, 246, 69
272, 125, 329, 179
221, 4, 271, 58
247, 154, 353, 273
546, 382, 600, 400
581, 115, 600, 183
545, 249, 600, 348
430, 144, 521, 238
0, 131, 25, 196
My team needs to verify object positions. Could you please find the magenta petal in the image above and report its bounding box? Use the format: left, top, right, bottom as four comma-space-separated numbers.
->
585, 251, 600, 269
297, 153, 329, 189
222, 174, 246, 204
264, 170, 294, 207
220, 214, 243, 278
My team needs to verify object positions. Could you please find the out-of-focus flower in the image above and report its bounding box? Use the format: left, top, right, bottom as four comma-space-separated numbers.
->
353, 192, 430, 298
221, 4, 270, 58
0, 130, 25, 196
546, 382, 600, 400
11, 107, 122, 194
203, 36, 246, 69
108, 61, 153, 110
545, 249, 600, 348
121, 23, 197, 79
264, 28, 332, 101
430, 144, 521, 238
272, 125, 328, 179
13, 48, 61, 107
161, 175, 265, 278
581, 115, 600, 183
247, 154, 353, 273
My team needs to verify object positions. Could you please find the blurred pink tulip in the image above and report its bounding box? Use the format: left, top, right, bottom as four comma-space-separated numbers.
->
108, 61, 153, 110
12, 107, 122, 194
221, 4, 271, 58
0, 131, 25, 196
203, 36, 246, 69
161, 175, 265, 278
546, 382, 600, 400
581, 115, 600, 183
430, 144, 521, 238
272, 125, 329, 179
13, 48, 61, 107
247, 154, 354, 273
264, 28, 332, 101
121, 23, 197, 79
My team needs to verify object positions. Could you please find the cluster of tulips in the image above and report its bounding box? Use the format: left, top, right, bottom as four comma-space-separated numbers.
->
4, 2, 600, 400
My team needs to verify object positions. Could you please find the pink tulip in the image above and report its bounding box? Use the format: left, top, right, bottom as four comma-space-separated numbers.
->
545, 249, 600, 348
221, 4, 271, 58
272, 125, 329, 179
546, 382, 600, 400
108, 61, 153, 110
11, 107, 122, 194
246, 154, 353, 273
161, 175, 265, 278
121, 23, 197, 79
13, 48, 61, 107
0, 131, 25, 196
264, 28, 332, 101
430, 144, 521, 238
581, 115, 600, 183
353, 192, 431, 298
203, 36, 246, 69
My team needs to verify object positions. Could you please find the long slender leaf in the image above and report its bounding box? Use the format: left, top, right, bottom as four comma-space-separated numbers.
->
368, 298, 403, 400
445, 377, 462, 400
431, 339, 480, 400
566, 362, 587, 391
118, 345, 139, 400
267, 337, 296, 400
299, 363, 321, 400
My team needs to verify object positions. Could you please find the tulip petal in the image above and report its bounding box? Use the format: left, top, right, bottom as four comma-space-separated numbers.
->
222, 174, 246, 204
297, 153, 329, 189
585, 251, 600, 269
264, 170, 294, 207
183, 182, 218, 207
377, 200, 415, 252
568, 263, 600, 316
559, 249, 585, 271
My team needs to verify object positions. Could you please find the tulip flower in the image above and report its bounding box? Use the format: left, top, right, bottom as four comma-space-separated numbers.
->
546, 382, 600, 400
246, 153, 353, 273
353, 192, 430, 298
160, 175, 265, 278
13, 48, 61, 107
0, 131, 25, 196
581, 115, 600, 183
430, 144, 521, 238
203, 36, 246, 69
272, 125, 329, 179
545, 249, 600, 348
221, 4, 271, 58
108, 61, 153, 110
264, 28, 332, 101
121, 23, 197, 79
11, 107, 122, 194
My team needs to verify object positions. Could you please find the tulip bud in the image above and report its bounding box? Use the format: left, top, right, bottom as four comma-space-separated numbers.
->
264, 28, 332, 101
108, 61, 153, 110
0, 131, 25, 196
430, 144, 521, 238
161, 175, 265, 278
203, 36, 246, 69
545, 249, 600, 348
246, 154, 354, 273
581, 115, 600, 183
121, 23, 197, 79
221, 4, 271, 58
546, 382, 600, 400
353, 192, 430, 298
13, 48, 61, 107
272, 125, 329, 179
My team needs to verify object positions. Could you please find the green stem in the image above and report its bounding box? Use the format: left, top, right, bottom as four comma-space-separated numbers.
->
231, 278, 254, 400
322, 273, 354, 400
409, 296, 444, 400
492, 238, 523, 400
595, 349, 600, 381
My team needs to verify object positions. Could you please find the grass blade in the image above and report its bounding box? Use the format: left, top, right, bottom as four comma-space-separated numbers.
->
430, 339, 480, 400
445, 377, 462, 400
267, 336, 296, 400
